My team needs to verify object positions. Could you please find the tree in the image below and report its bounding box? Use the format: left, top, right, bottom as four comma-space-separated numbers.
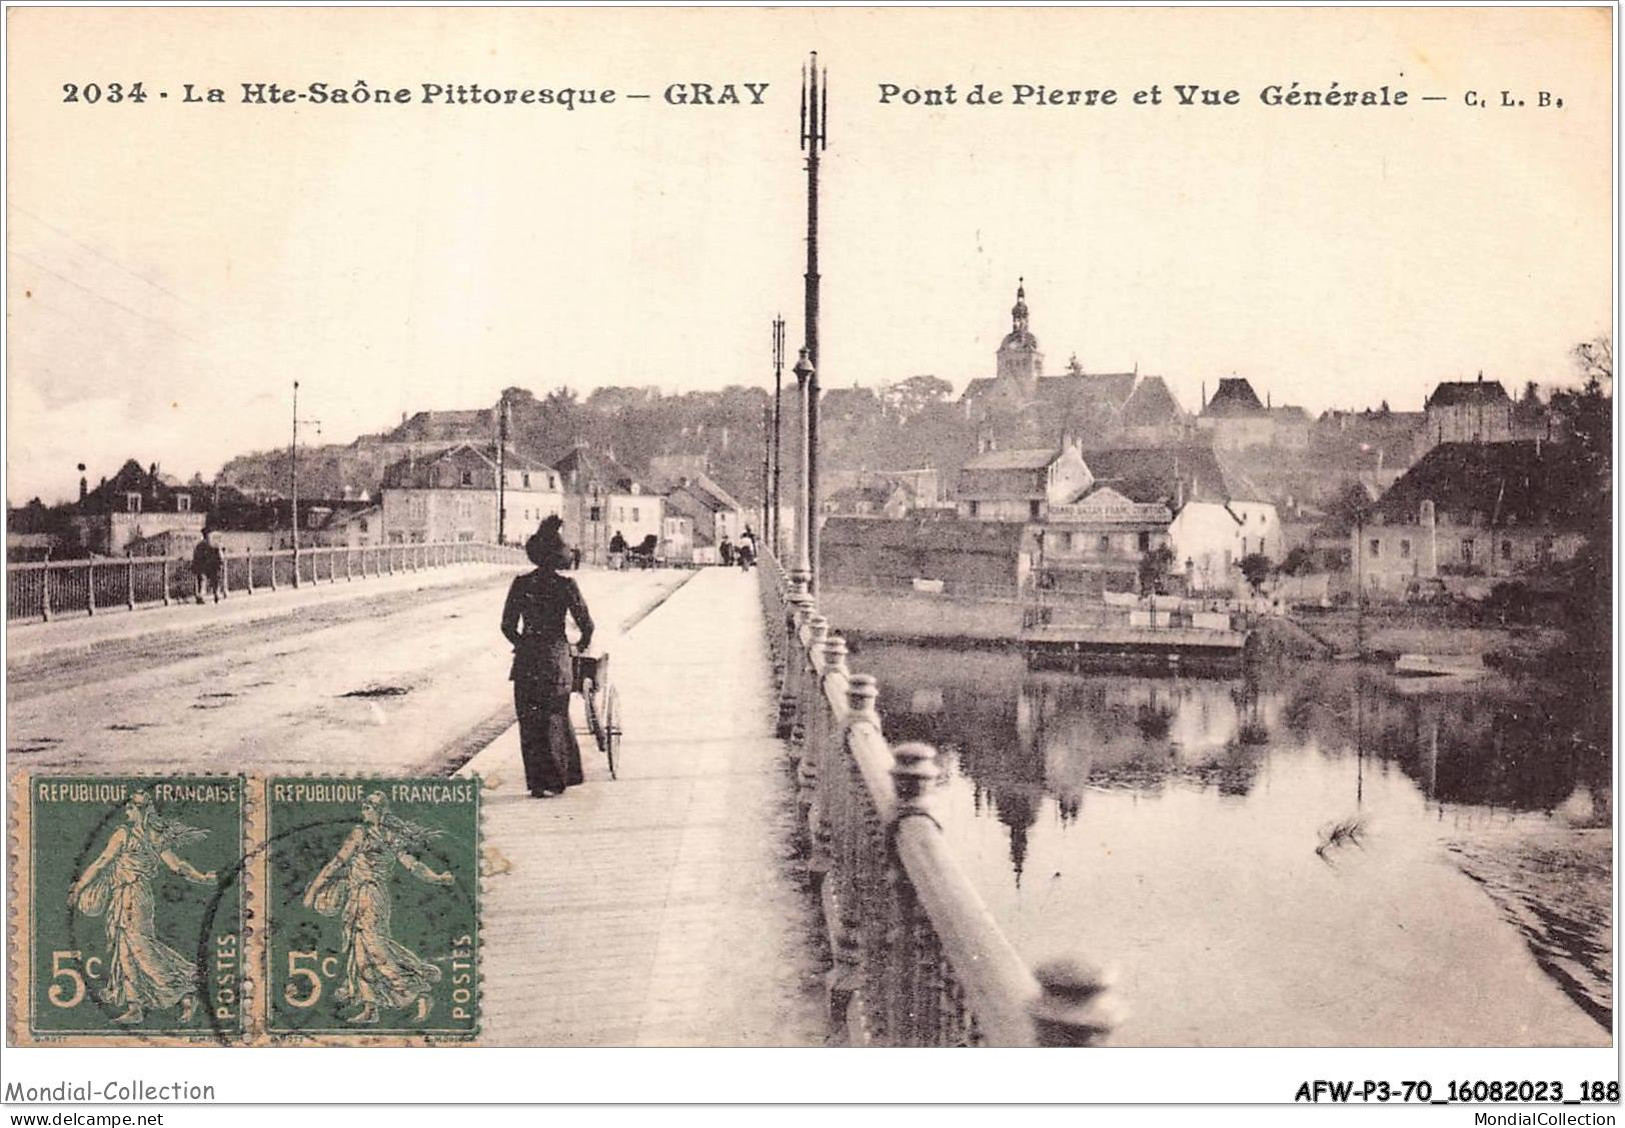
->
1137, 544, 1176, 594
882, 374, 954, 421
1278, 545, 1317, 576
1238, 552, 1273, 595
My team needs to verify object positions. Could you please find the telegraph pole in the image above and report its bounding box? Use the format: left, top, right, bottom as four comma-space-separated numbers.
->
289, 381, 321, 588
800, 51, 827, 593
496, 394, 509, 544
771, 314, 785, 554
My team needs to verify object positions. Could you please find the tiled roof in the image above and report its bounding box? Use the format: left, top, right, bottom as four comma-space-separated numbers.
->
1081, 445, 1231, 505
1426, 380, 1511, 408
1370, 441, 1589, 529
1202, 377, 1267, 418
961, 448, 1058, 471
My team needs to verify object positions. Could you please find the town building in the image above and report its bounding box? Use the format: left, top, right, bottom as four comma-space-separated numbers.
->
381, 443, 562, 545
555, 446, 661, 566
68, 460, 209, 556
956, 439, 1093, 522
664, 473, 743, 564
1421, 377, 1514, 447
1196, 377, 1273, 450
824, 481, 912, 519
821, 516, 1039, 596
1355, 440, 1589, 596
958, 281, 1188, 448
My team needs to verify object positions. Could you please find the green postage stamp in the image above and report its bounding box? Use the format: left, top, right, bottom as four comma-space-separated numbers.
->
17, 775, 248, 1043
264, 777, 480, 1040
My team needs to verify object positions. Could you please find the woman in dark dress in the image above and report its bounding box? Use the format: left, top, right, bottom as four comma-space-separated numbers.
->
501, 517, 594, 798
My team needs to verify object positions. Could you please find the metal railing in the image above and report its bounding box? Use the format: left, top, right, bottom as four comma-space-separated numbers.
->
7, 541, 529, 624
759, 550, 1117, 1046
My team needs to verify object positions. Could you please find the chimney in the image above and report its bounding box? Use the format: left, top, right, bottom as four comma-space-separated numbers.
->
78, 463, 88, 502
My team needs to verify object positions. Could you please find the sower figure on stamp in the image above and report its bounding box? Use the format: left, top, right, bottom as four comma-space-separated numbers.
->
303, 791, 455, 1025
501, 515, 594, 798
66, 790, 217, 1026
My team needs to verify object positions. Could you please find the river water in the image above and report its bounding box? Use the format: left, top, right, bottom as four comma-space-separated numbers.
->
857, 641, 1610, 1046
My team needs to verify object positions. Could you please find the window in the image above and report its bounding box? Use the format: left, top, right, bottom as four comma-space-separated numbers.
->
359, 519, 369, 533
589, 505, 602, 522
1097, 535, 1111, 554
126, 492, 143, 513
632, 507, 640, 523
522, 473, 531, 488
1400, 539, 1411, 558
1138, 531, 1151, 551
461, 470, 474, 486
1369, 539, 1381, 558
1461, 538, 1475, 564
176, 494, 192, 513
967, 501, 979, 518
1501, 539, 1513, 561
1029, 499, 1042, 519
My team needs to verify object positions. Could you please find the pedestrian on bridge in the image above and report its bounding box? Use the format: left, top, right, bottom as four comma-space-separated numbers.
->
192, 529, 223, 604
502, 516, 595, 798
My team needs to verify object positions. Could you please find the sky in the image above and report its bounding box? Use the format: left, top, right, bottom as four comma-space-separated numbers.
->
6, 7, 1613, 504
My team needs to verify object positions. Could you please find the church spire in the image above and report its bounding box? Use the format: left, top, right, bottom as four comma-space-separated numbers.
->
1011, 277, 1029, 333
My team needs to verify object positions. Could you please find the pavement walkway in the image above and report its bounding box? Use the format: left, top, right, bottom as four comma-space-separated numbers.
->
460, 566, 828, 1046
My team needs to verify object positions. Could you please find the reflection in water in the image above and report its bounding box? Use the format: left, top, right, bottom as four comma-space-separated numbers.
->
866, 645, 1610, 883
855, 641, 1611, 1045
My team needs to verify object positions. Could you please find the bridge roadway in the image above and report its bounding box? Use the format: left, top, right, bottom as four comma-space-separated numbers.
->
7, 562, 828, 1045
8, 564, 681, 774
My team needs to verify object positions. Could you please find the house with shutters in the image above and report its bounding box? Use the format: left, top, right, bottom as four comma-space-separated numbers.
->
555, 446, 663, 566
381, 443, 562, 545
1356, 440, 1589, 596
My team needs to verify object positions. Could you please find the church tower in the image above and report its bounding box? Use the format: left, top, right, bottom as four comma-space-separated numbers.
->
995, 278, 1044, 397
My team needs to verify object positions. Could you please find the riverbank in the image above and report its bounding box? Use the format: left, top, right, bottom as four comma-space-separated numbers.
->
819, 588, 1024, 649
1444, 811, 1612, 1032
1289, 606, 1566, 661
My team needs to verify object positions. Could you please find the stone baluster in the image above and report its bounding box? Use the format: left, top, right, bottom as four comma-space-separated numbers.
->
1028, 958, 1117, 1046
888, 742, 939, 1045
827, 674, 877, 1039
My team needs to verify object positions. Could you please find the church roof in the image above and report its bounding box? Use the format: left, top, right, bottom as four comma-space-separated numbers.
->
1119, 375, 1184, 425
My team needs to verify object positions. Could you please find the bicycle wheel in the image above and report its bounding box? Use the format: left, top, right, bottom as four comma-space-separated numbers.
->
603, 683, 621, 779
580, 679, 601, 746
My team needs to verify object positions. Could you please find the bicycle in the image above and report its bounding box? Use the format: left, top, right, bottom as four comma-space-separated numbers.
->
571, 652, 622, 779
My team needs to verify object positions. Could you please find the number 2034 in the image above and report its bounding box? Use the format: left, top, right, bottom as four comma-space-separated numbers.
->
62, 83, 148, 104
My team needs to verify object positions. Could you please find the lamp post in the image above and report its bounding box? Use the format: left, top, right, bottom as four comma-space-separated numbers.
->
771, 314, 785, 555
791, 348, 814, 591
800, 51, 827, 594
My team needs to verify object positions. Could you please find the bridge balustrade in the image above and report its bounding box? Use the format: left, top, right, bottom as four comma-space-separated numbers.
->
758, 550, 1118, 1047
5, 542, 530, 623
